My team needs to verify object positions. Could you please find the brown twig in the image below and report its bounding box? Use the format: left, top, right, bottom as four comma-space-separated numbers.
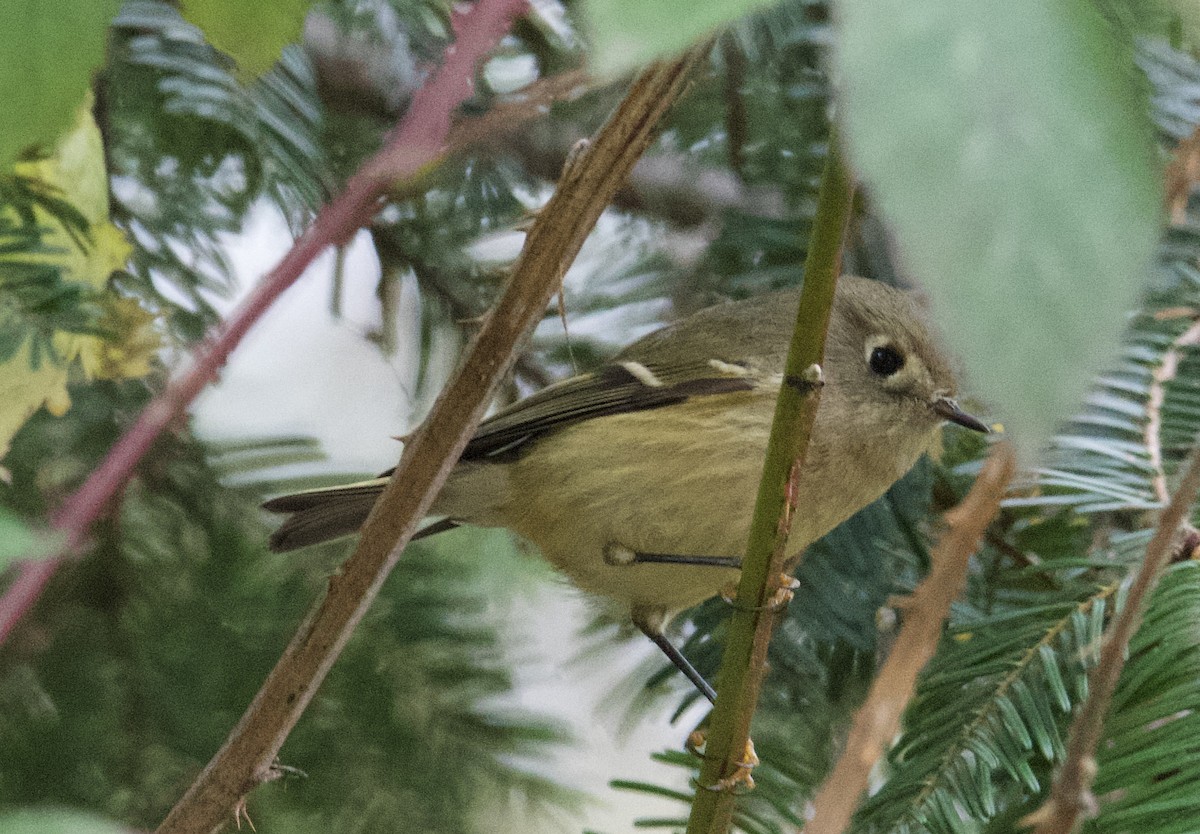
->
1025, 444, 1200, 834
445, 67, 592, 150
1164, 123, 1200, 225
1145, 312, 1200, 504
484, 122, 787, 226
1142, 122, 1200, 498
720, 32, 748, 180
154, 44, 709, 834
339, 66, 597, 208
802, 442, 1017, 834
0, 0, 529, 647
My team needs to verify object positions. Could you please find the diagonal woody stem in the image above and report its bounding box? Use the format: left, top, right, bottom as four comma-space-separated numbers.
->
804, 442, 1017, 834
155, 43, 710, 834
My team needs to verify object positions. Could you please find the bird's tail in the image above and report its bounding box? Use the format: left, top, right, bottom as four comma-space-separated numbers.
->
263, 478, 458, 552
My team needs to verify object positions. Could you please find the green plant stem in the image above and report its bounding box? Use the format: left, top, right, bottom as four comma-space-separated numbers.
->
685, 131, 855, 834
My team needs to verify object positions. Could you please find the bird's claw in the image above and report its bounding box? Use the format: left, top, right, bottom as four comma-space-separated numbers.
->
233, 797, 256, 832
695, 739, 759, 793
720, 574, 799, 613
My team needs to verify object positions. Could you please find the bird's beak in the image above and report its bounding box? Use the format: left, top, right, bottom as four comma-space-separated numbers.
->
931, 396, 990, 433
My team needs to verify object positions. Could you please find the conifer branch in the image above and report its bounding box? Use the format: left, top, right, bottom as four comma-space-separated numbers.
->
1027, 444, 1200, 834
1141, 125, 1200, 505
685, 131, 855, 834
1144, 315, 1200, 504
155, 42, 709, 834
805, 441, 1017, 834
0, 0, 529, 646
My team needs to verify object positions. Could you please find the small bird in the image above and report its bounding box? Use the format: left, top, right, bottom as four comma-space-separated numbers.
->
265, 275, 987, 701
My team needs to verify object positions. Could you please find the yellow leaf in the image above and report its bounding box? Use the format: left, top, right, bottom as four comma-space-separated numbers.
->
0, 97, 155, 459
0, 341, 74, 455
11, 97, 133, 291
77, 296, 160, 381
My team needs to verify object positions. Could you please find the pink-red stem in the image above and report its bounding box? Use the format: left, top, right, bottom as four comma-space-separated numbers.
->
0, 0, 529, 644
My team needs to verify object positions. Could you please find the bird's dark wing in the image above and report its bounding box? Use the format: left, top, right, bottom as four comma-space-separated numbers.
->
460, 358, 757, 461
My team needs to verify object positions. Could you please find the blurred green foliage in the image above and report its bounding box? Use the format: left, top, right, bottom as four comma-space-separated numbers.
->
0, 1, 122, 169
1, 382, 569, 831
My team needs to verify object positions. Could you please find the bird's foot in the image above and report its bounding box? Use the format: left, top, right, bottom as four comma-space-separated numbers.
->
719, 573, 799, 613
692, 738, 760, 793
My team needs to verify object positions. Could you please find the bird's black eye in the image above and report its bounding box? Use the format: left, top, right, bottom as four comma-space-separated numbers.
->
869, 345, 905, 377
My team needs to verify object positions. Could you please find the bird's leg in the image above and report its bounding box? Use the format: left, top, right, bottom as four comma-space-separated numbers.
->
632, 607, 761, 791
632, 606, 717, 704
605, 542, 740, 570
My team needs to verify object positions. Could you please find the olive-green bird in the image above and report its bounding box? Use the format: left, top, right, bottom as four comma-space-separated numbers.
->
265, 275, 987, 700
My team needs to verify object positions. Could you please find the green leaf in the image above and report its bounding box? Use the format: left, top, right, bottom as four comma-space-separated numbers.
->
0, 509, 59, 572
180, 0, 311, 78
836, 0, 1162, 458
0, 0, 121, 167
0, 809, 126, 834
581, 0, 780, 75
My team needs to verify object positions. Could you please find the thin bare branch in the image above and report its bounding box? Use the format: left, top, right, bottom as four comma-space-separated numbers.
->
154, 44, 710, 834
446, 68, 592, 150
802, 441, 1016, 834
381, 67, 596, 206
1164, 122, 1200, 225
720, 32, 748, 180
483, 122, 787, 226
1026, 444, 1200, 834
1142, 124, 1200, 504
0, 0, 530, 647
1145, 312, 1200, 503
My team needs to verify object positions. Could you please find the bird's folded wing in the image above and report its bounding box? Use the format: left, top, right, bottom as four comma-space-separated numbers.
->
459, 357, 758, 461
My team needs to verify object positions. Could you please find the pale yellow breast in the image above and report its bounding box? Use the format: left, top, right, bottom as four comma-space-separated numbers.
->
436, 389, 935, 618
